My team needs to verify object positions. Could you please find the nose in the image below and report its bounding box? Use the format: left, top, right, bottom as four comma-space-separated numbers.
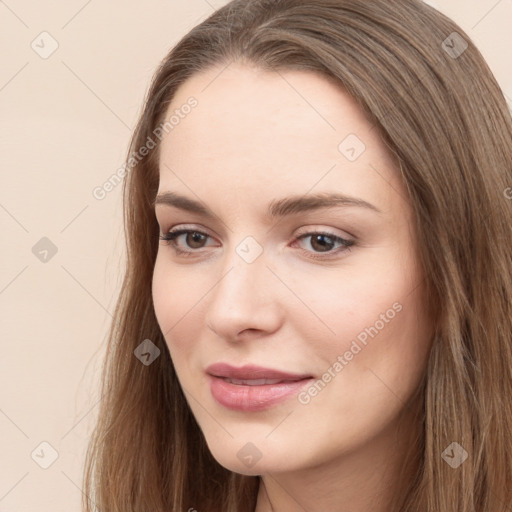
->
205, 251, 283, 342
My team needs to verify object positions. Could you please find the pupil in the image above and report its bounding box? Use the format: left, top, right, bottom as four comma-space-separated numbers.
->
187, 232, 205, 248
312, 234, 334, 252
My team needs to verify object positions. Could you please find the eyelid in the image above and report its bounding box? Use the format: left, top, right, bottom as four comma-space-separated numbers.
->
294, 224, 354, 240
159, 223, 217, 239
159, 223, 353, 241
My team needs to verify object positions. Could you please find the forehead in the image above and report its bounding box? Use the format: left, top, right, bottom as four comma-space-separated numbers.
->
157, 63, 402, 214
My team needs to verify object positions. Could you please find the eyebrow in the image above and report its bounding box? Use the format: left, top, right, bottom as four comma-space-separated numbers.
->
153, 191, 381, 218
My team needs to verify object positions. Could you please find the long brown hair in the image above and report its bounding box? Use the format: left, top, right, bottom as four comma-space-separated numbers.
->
83, 1, 512, 510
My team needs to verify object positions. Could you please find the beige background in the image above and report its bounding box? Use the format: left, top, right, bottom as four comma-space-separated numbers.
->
0, 1, 510, 510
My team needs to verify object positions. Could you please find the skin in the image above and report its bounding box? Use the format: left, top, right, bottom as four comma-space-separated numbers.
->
152, 62, 434, 512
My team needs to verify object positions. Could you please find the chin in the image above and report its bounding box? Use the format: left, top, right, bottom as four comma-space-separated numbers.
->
206, 440, 298, 477
208, 451, 261, 476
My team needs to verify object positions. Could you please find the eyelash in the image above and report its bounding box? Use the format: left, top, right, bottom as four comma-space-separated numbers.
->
158, 227, 354, 260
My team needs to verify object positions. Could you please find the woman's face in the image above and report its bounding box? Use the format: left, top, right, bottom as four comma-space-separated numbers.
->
152, 63, 433, 476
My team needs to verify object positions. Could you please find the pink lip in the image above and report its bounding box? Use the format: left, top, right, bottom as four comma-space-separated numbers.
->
206, 363, 313, 411
206, 363, 310, 381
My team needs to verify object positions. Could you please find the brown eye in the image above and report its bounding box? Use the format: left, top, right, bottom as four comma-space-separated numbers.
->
309, 234, 336, 252
293, 231, 354, 259
159, 229, 216, 254
186, 231, 207, 249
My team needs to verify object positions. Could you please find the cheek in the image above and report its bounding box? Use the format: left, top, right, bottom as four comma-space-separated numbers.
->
289, 249, 430, 388
290, 269, 430, 448
151, 257, 205, 352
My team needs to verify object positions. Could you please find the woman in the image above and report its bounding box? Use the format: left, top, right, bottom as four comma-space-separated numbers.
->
83, 0, 512, 510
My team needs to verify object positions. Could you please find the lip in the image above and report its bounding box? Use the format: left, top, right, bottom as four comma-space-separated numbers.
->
206, 363, 314, 411
206, 363, 311, 381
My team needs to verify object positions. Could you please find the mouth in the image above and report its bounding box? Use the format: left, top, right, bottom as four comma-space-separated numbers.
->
221, 377, 300, 385
206, 362, 312, 381
206, 363, 314, 411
